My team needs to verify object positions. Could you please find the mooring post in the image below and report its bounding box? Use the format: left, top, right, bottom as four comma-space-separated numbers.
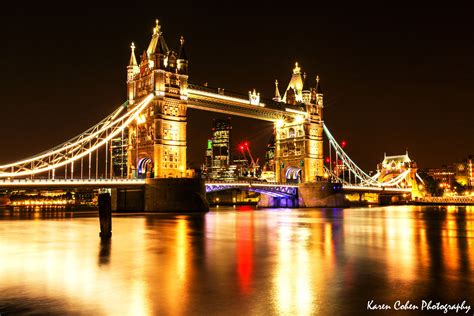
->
98, 193, 112, 238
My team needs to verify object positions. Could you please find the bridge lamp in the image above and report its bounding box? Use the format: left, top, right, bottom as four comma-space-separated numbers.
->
136, 114, 146, 125
275, 119, 285, 129
341, 140, 347, 148
294, 115, 305, 124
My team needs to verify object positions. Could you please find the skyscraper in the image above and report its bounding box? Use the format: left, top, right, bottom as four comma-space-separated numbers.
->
211, 118, 231, 178
111, 128, 129, 178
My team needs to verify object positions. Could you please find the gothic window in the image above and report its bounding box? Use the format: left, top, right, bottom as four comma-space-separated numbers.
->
289, 128, 296, 138
286, 88, 296, 105
297, 129, 303, 137
288, 143, 295, 156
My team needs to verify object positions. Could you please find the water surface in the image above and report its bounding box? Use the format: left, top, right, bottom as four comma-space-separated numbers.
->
0, 206, 473, 315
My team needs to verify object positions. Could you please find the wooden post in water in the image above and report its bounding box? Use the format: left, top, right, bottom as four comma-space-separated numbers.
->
98, 193, 112, 238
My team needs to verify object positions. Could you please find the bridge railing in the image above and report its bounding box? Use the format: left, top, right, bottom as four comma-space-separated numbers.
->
205, 180, 299, 187
0, 178, 145, 184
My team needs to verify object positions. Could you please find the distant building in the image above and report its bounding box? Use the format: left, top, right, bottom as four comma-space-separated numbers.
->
111, 128, 129, 178
204, 139, 213, 171
452, 155, 473, 189
426, 155, 473, 189
426, 166, 455, 184
211, 118, 232, 177
261, 133, 276, 182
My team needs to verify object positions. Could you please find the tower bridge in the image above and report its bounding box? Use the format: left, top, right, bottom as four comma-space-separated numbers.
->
0, 19, 421, 211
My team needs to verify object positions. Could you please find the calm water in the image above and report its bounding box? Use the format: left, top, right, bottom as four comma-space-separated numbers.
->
0, 205, 473, 315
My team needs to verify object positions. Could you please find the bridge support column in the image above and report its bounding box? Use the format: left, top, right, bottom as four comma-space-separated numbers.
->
258, 194, 299, 208
98, 193, 112, 238
144, 178, 209, 212
298, 182, 348, 207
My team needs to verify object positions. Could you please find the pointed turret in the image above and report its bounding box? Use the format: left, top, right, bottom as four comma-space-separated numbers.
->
147, 19, 161, 56
273, 80, 281, 102
129, 42, 138, 67
177, 36, 189, 74
177, 36, 188, 60
315, 75, 323, 107
146, 19, 169, 69
127, 42, 140, 103
315, 75, 323, 94
127, 42, 139, 82
282, 62, 304, 103
302, 72, 311, 104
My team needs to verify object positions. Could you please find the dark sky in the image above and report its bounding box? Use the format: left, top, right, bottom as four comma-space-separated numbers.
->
0, 2, 473, 171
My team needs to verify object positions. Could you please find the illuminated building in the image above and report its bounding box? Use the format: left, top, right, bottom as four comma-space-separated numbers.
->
453, 155, 473, 189
274, 64, 324, 183
204, 139, 213, 172
211, 118, 232, 178
111, 129, 128, 178
468, 155, 473, 189
126, 20, 188, 178
427, 155, 473, 189
261, 134, 276, 182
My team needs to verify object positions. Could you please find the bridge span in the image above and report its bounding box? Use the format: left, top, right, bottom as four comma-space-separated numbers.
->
0, 178, 409, 196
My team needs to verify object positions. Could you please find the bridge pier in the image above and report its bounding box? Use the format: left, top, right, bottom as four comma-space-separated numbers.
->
98, 193, 112, 238
144, 178, 209, 212
257, 194, 299, 208
111, 178, 209, 212
298, 182, 348, 208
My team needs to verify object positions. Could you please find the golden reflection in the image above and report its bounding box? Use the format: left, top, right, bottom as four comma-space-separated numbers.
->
176, 218, 188, 281
442, 214, 459, 272
384, 209, 417, 281
273, 213, 317, 315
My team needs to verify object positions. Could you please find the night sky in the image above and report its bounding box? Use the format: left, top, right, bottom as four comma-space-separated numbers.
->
0, 3, 473, 171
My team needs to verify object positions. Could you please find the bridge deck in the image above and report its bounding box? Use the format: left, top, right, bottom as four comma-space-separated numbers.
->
0, 178, 410, 194
0, 179, 146, 190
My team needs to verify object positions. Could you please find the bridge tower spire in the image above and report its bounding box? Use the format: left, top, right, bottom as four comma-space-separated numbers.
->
126, 19, 188, 179
273, 80, 281, 102
127, 42, 139, 104
274, 63, 325, 184
177, 36, 189, 75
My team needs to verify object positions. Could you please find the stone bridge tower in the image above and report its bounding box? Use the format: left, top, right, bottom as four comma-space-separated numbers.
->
274, 63, 324, 183
126, 20, 189, 179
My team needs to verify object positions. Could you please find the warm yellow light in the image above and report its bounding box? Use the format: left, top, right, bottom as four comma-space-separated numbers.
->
136, 114, 146, 125
324, 172, 329, 179
294, 115, 305, 124
275, 119, 285, 129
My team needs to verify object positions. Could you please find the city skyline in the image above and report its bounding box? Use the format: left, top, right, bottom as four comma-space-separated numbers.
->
0, 3, 472, 171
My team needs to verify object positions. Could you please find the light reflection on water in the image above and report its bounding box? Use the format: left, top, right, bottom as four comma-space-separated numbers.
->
0, 206, 473, 315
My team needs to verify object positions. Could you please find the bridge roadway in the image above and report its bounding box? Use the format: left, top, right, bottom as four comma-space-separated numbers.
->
0, 178, 410, 195
187, 83, 304, 122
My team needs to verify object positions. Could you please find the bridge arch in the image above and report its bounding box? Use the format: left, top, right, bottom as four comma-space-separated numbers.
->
138, 157, 153, 178
285, 167, 302, 184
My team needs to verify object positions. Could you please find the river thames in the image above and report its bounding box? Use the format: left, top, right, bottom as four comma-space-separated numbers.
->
0, 205, 472, 315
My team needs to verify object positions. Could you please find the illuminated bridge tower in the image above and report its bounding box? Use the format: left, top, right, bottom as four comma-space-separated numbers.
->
126, 20, 188, 179
274, 63, 324, 184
